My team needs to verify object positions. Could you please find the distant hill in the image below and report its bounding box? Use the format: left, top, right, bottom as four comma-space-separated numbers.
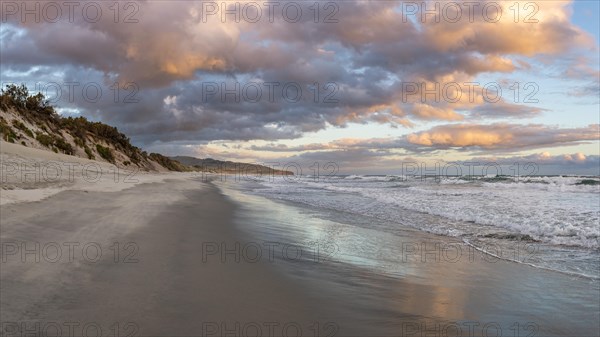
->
0, 84, 188, 172
172, 156, 293, 176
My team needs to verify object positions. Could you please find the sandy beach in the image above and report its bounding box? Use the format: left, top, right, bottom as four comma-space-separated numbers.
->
0, 142, 353, 335
1, 180, 324, 336
2, 142, 599, 337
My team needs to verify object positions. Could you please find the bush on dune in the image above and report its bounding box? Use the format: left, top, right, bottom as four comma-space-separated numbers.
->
12, 120, 34, 138
1, 84, 56, 118
84, 145, 95, 160
0, 117, 17, 143
35, 132, 74, 155
96, 144, 115, 163
35, 132, 53, 147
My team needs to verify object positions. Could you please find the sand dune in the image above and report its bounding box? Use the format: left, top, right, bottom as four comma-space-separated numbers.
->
1, 141, 191, 205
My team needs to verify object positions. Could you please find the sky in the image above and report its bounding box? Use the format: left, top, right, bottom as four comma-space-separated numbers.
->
1, 0, 599, 175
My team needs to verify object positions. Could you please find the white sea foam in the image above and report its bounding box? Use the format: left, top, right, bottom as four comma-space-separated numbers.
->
243, 174, 599, 278
250, 175, 600, 249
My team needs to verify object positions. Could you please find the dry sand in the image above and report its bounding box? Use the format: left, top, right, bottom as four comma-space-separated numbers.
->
1, 141, 184, 205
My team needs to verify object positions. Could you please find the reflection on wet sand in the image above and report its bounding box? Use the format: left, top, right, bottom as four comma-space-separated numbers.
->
221, 181, 600, 337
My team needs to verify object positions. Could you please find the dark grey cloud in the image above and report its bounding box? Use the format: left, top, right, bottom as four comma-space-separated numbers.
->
0, 0, 597, 148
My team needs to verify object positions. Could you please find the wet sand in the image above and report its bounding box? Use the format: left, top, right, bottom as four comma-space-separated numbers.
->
218, 181, 600, 337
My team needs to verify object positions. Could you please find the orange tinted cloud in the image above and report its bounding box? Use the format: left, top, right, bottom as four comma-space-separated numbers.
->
248, 124, 599, 154
406, 123, 600, 150
424, 1, 593, 56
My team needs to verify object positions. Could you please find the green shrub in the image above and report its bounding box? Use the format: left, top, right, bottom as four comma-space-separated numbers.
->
0, 84, 56, 116
0, 120, 18, 142
84, 145, 95, 160
73, 137, 86, 148
129, 152, 141, 165
0, 84, 28, 110
54, 137, 74, 155
96, 144, 115, 163
36, 132, 53, 147
12, 120, 34, 138
35, 132, 73, 154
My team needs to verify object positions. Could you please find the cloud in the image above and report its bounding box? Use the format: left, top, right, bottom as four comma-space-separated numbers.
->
1, 2, 242, 86
405, 123, 600, 151
462, 152, 600, 175
468, 102, 546, 119
3, 0, 594, 87
248, 124, 600, 154
484, 152, 597, 165
410, 103, 464, 121
0, 0, 597, 147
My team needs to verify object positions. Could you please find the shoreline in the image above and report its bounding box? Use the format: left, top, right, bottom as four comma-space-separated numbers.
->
1, 177, 599, 336
1, 145, 599, 336
217, 180, 600, 336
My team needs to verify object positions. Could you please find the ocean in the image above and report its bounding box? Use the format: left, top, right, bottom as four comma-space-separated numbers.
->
225, 174, 600, 280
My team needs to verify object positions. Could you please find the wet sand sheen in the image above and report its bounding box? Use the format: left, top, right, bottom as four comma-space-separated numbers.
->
218, 181, 600, 337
